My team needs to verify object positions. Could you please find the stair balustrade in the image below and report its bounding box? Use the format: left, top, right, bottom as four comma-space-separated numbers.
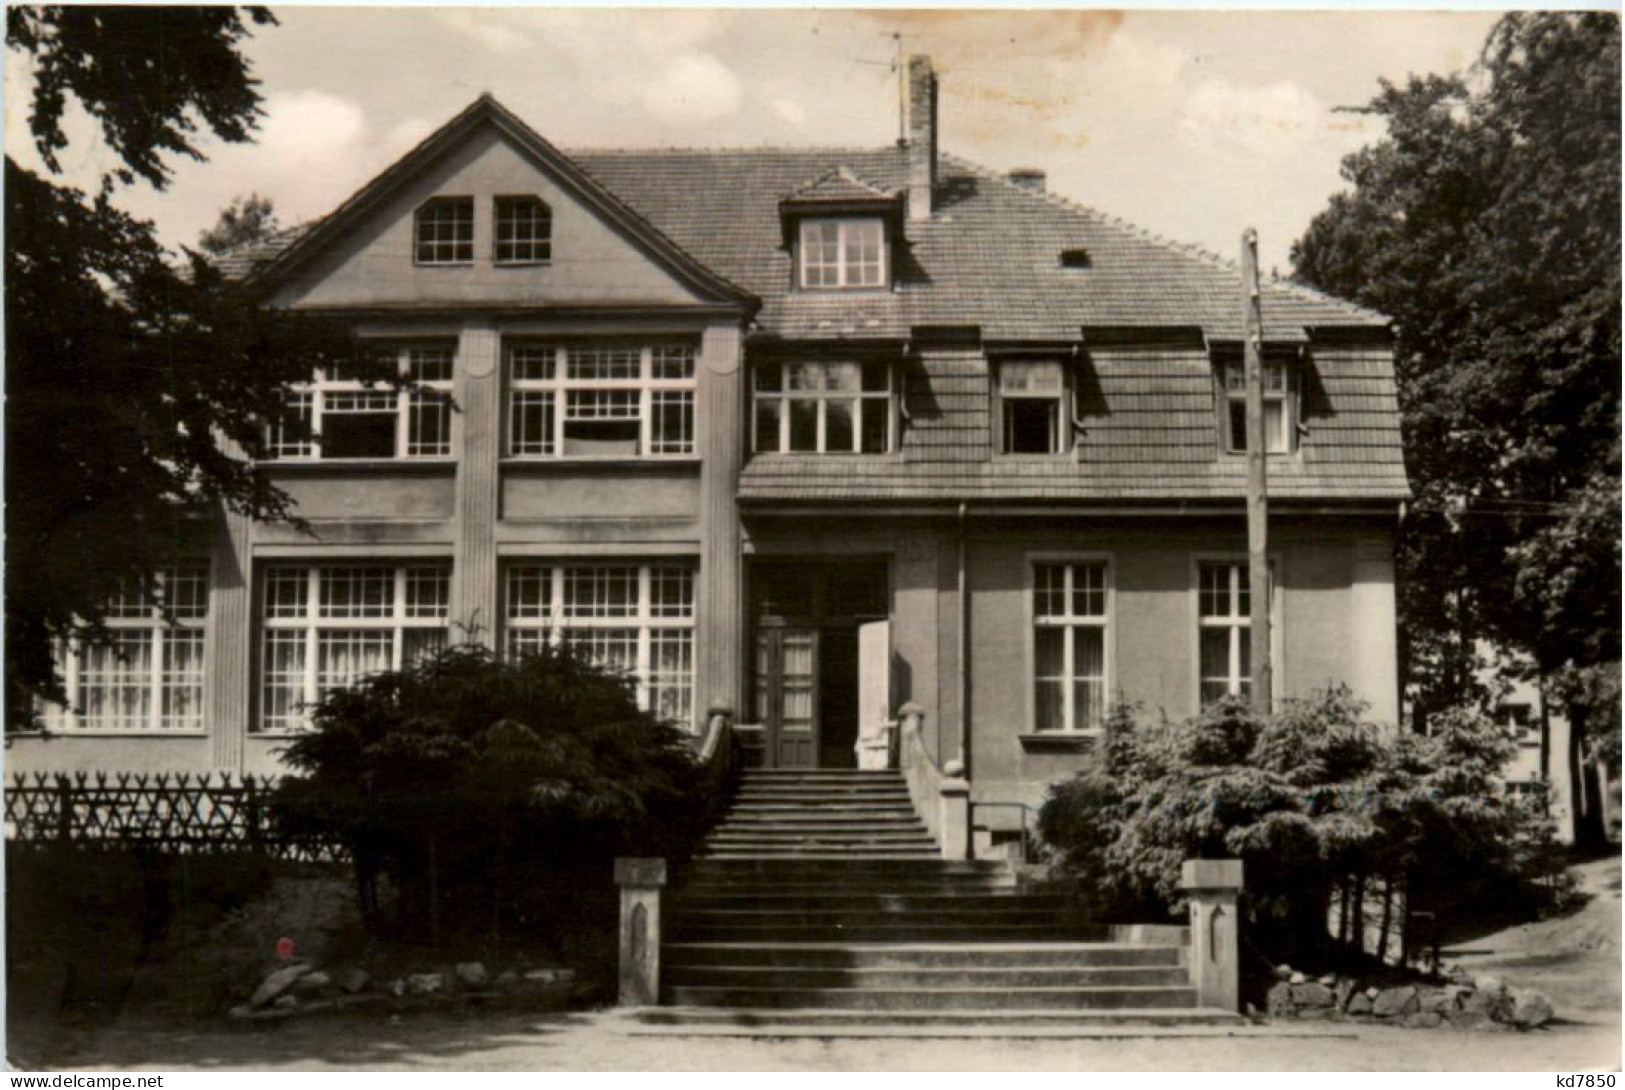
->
896, 703, 971, 860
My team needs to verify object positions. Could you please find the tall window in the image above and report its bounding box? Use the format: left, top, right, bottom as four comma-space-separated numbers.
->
799, 218, 886, 289
1222, 360, 1293, 453
505, 563, 696, 728
414, 197, 474, 265
493, 196, 552, 264
269, 345, 454, 460
258, 565, 450, 732
507, 342, 695, 458
55, 563, 209, 731
999, 360, 1066, 454
753, 360, 892, 453
1198, 561, 1274, 705
1032, 561, 1108, 732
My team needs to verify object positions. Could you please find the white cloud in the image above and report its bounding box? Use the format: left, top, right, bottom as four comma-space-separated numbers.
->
1180, 77, 1332, 154
770, 97, 807, 127
431, 10, 534, 55
642, 53, 742, 129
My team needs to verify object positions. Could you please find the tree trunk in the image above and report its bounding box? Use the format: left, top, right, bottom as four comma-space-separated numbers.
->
1374, 877, 1394, 964
1351, 873, 1366, 958
427, 832, 441, 947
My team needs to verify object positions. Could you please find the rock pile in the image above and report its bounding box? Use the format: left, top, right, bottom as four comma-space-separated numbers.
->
230, 959, 583, 1020
1262, 965, 1554, 1031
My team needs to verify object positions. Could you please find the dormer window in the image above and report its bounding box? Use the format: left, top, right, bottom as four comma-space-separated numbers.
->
799, 219, 886, 289
494, 195, 552, 264
1221, 360, 1295, 454
415, 197, 473, 265
997, 359, 1067, 454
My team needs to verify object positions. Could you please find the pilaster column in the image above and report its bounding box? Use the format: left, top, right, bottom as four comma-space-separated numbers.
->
209, 507, 254, 771
1350, 535, 1399, 726
453, 323, 501, 646
696, 322, 744, 714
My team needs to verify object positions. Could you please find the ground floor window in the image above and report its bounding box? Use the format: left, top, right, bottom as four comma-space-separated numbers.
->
504, 562, 695, 728
1032, 561, 1109, 732
57, 562, 210, 731
257, 564, 450, 732
1198, 561, 1276, 706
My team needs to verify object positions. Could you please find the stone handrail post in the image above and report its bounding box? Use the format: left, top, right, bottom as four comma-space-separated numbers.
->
615, 857, 667, 1006
1181, 858, 1243, 1012
939, 759, 971, 862
896, 703, 972, 861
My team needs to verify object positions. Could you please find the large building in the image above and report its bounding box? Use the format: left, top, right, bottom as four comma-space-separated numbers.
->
13, 58, 1407, 820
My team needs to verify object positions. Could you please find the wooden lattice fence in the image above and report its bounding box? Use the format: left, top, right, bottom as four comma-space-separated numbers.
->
4, 772, 345, 862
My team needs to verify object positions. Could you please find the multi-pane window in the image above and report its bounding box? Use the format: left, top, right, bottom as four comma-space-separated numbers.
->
753, 360, 893, 453
1222, 361, 1293, 454
258, 565, 450, 732
506, 342, 696, 457
493, 196, 552, 264
504, 563, 695, 728
1032, 562, 1108, 733
414, 197, 474, 264
56, 563, 210, 732
1198, 561, 1275, 706
268, 345, 454, 460
799, 218, 886, 289
1000, 360, 1066, 454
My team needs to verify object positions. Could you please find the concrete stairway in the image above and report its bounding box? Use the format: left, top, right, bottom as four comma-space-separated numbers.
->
630, 768, 1244, 1034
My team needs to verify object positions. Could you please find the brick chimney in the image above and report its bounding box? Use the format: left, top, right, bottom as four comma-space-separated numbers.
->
905, 54, 938, 221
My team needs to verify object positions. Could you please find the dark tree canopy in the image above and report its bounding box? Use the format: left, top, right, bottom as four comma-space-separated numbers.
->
8, 6, 275, 190
4, 6, 367, 725
1292, 13, 1621, 752
197, 192, 281, 255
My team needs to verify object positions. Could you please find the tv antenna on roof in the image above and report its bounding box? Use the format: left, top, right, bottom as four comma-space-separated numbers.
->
855, 32, 919, 144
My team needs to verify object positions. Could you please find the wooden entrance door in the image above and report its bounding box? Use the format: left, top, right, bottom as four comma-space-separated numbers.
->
755, 627, 820, 768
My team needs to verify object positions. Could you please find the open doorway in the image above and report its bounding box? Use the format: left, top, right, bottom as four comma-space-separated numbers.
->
749, 559, 889, 769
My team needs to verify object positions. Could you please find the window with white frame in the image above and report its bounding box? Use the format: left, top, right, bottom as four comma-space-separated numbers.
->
504, 563, 695, 728
753, 360, 893, 453
415, 197, 473, 264
1032, 561, 1109, 732
798, 218, 887, 289
258, 564, 450, 732
1197, 561, 1275, 706
1222, 360, 1294, 454
999, 359, 1067, 454
268, 345, 454, 460
493, 196, 552, 264
506, 342, 695, 458
55, 563, 210, 731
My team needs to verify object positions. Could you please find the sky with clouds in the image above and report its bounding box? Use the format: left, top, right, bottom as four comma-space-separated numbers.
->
5, 7, 1503, 273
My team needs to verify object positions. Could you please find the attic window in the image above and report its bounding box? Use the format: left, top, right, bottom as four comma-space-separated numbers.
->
415, 197, 473, 265
998, 359, 1067, 454
1221, 360, 1296, 454
799, 219, 886, 289
494, 196, 552, 264
1059, 248, 1091, 269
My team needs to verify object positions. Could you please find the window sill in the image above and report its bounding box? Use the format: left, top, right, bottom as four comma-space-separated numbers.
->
259, 459, 456, 473
24, 730, 209, 739
494, 260, 552, 268
1018, 731, 1099, 754
501, 457, 701, 469
748, 451, 904, 461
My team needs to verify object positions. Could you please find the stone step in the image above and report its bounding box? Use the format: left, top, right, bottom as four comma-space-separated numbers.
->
681, 858, 1011, 876
704, 840, 941, 853
672, 883, 1021, 900
670, 892, 1063, 912
717, 813, 927, 826
660, 942, 1186, 969
700, 849, 941, 860
667, 922, 1083, 943
730, 791, 914, 804
708, 827, 932, 840
663, 965, 1189, 989
661, 984, 1200, 1011
673, 904, 1063, 926
741, 771, 906, 780
625, 1007, 1249, 1031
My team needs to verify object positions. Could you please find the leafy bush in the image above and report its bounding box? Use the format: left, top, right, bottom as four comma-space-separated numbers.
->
272, 643, 719, 947
1038, 686, 1573, 967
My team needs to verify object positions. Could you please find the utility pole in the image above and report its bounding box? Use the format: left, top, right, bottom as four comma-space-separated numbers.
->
1241, 228, 1272, 714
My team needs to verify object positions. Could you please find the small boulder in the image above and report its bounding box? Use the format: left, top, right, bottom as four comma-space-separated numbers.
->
1448, 1010, 1490, 1031
292, 971, 332, 997
1475, 974, 1505, 996
1292, 982, 1336, 1008
1274, 964, 1294, 981
1365, 986, 1381, 1000
1289, 971, 1307, 985
495, 971, 520, 988
454, 962, 489, 988
1296, 1007, 1332, 1021
1462, 987, 1515, 1021
1266, 981, 1295, 1017
523, 968, 575, 985
1418, 988, 1453, 1014
1372, 985, 1419, 1018
388, 978, 406, 998
1511, 989, 1554, 1028
1347, 993, 1374, 1015
406, 973, 444, 996
1317, 973, 1336, 987
1404, 1010, 1443, 1029
249, 963, 312, 1009
337, 968, 371, 995
1334, 979, 1357, 1010
272, 994, 299, 1011
1447, 966, 1474, 986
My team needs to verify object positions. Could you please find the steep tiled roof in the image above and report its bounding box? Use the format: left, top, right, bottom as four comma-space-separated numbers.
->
781, 167, 897, 205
